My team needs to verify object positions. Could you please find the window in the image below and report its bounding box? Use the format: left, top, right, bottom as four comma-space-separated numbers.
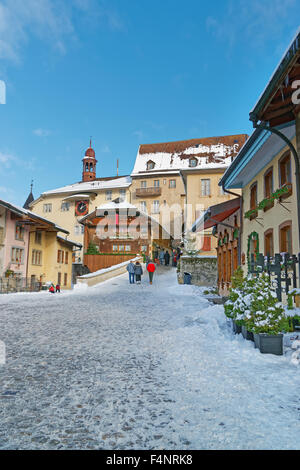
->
219, 186, 226, 196
65, 251, 69, 265
279, 152, 292, 187
32, 250, 42, 266
15, 223, 25, 241
61, 202, 70, 212
74, 225, 84, 235
57, 250, 64, 264
154, 180, 160, 187
11, 247, 24, 264
64, 273, 68, 287
250, 182, 258, 220
57, 272, 61, 285
280, 221, 292, 254
43, 203, 52, 213
152, 200, 160, 214
119, 245, 124, 252
112, 245, 118, 252
147, 161, 155, 170
119, 189, 126, 201
141, 181, 147, 188
141, 245, 148, 252
125, 245, 131, 252
264, 229, 274, 257
163, 179, 167, 185
106, 190, 112, 201
201, 179, 211, 196
140, 201, 147, 213
35, 231, 42, 244
264, 168, 274, 211
189, 158, 197, 168
169, 179, 176, 188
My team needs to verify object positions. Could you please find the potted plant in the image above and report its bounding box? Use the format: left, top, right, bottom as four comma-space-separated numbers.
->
224, 267, 251, 335
5, 269, 14, 278
244, 274, 285, 355
232, 275, 256, 340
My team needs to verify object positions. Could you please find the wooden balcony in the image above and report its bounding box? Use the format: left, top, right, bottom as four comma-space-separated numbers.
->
135, 187, 162, 197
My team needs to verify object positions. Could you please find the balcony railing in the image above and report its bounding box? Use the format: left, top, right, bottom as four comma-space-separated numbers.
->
136, 187, 162, 197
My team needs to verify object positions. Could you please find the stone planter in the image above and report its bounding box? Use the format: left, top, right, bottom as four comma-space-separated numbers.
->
259, 334, 283, 356
242, 325, 254, 342
233, 321, 242, 335
254, 333, 260, 349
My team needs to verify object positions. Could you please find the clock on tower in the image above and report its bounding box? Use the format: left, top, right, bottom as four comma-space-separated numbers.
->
75, 200, 89, 216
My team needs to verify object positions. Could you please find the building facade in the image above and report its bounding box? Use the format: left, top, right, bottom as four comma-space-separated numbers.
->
30, 143, 132, 263
80, 199, 172, 272
220, 126, 299, 276
131, 135, 247, 254
220, 28, 300, 288
191, 197, 241, 295
0, 200, 81, 290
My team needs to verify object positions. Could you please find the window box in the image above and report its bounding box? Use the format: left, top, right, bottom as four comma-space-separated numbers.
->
279, 182, 292, 201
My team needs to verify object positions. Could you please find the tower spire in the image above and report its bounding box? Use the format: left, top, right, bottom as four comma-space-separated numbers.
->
82, 140, 97, 182
23, 179, 34, 209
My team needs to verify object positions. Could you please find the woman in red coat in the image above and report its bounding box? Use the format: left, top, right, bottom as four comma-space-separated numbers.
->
146, 260, 156, 284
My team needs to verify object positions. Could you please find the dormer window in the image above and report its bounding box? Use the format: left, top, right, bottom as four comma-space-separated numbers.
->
189, 158, 197, 168
147, 160, 155, 170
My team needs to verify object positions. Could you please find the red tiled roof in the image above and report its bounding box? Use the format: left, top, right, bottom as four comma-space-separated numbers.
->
139, 134, 248, 155
204, 206, 240, 230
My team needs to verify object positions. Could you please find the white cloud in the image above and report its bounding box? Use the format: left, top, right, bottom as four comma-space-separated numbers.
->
33, 128, 52, 137
0, 0, 125, 62
133, 130, 145, 141
206, 0, 298, 52
0, 151, 16, 168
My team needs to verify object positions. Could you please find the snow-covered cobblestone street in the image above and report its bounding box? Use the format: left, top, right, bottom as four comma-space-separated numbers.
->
1, 267, 300, 450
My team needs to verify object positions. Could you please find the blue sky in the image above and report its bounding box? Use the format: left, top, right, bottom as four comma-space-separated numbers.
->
0, 0, 299, 205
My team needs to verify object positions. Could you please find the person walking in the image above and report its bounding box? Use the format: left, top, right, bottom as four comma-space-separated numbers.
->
164, 250, 170, 266
172, 250, 177, 267
146, 259, 156, 285
134, 261, 143, 284
159, 249, 165, 266
49, 283, 55, 294
56, 283, 61, 293
126, 261, 136, 284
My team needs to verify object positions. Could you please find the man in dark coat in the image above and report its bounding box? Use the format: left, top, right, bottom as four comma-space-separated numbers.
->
164, 250, 170, 266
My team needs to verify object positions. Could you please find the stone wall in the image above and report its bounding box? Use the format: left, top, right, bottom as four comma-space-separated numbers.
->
77, 257, 142, 288
178, 255, 217, 287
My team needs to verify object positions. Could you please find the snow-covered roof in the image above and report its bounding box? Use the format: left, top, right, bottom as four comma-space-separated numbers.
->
0, 199, 69, 234
41, 176, 132, 197
131, 135, 248, 176
57, 235, 82, 248
96, 200, 137, 212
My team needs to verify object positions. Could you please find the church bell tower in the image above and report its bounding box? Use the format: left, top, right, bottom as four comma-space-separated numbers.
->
82, 139, 97, 182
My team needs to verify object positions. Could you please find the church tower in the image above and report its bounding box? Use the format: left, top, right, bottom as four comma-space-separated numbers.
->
82, 140, 97, 182
23, 180, 34, 209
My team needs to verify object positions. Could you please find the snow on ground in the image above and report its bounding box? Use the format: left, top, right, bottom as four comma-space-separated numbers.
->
0, 267, 300, 450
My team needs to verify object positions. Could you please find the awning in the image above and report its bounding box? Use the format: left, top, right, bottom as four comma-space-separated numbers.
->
203, 206, 240, 230
191, 198, 240, 232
